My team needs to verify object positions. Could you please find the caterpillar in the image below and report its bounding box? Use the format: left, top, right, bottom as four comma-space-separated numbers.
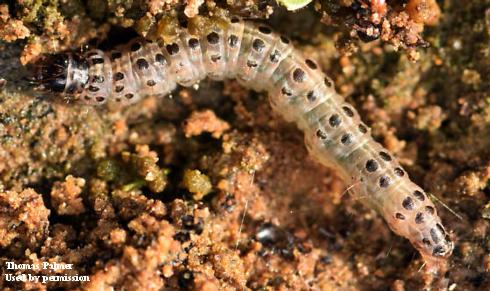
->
32, 16, 453, 269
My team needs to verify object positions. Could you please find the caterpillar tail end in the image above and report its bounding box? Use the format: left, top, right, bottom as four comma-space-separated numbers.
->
409, 230, 453, 278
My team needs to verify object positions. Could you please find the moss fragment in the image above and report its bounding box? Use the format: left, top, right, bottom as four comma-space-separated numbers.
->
182, 169, 212, 200
122, 179, 147, 192
97, 159, 121, 182
122, 145, 168, 193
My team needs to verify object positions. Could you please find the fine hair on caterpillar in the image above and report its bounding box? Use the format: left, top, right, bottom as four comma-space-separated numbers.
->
30, 15, 453, 271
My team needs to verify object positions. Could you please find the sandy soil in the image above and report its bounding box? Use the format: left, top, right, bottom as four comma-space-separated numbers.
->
0, 0, 489, 290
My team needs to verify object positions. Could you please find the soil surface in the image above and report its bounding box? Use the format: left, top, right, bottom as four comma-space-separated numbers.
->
0, 0, 489, 290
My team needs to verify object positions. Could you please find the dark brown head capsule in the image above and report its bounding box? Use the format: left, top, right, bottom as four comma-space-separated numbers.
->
33, 53, 89, 95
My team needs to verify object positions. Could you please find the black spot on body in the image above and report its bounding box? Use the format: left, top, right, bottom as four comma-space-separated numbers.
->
305, 59, 317, 70
270, 50, 280, 63
342, 106, 354, 117
247, 60, 258, 68
379, 151, 392, 161
115, 85, 124, 93
394, 167, 404, 177
379, 176, 390, 188
136, 58, 149, 70
211, 55, 221, 62
253, 39, 266, 52
259, 26, 272, 34
228, 35, 238, 47
413, 190, 425, 201
280, 36, 290, 44
293, 68, 306, 82
155, 53, 166, 64
147, 80, 156, 86
114, 72, 124, 81
359, 124, 368, 133
88, 85, 99, 92
231, 17, 239, 23
93, 75, 104, 83
365, 159, 378, 172
415, 212, 424, 224
166, 43, 179, 55
188, 38, 199, 49
329, 114, 341, 127
316, 129, 327, 139
207, 32, 220, 44
125, 93, 134, 99
422, 238, 431, 246
402, 197, 414, 210
306, 91, 316, 102
95, 96, 105, 102
395, 213, 405, 220
340, 133, 352, 145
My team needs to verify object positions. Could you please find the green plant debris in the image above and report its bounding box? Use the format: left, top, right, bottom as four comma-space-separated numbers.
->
122, 149, 169, 193
182, 169, 212, 200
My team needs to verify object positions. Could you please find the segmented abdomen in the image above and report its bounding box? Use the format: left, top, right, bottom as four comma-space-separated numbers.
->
48, 16, 453, 265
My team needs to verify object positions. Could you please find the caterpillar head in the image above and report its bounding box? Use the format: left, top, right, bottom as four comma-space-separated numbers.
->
32, 53, 89, 96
